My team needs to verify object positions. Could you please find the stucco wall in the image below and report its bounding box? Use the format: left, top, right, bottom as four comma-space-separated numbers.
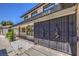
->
77, 4, 79, 56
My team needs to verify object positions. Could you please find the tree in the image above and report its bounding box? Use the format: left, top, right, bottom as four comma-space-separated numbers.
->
1, 21, 14, 26
1, 21, 6, 26
6, 21, 13, 26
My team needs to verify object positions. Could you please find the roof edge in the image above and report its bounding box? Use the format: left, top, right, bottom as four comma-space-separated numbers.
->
20, 3, 44, 18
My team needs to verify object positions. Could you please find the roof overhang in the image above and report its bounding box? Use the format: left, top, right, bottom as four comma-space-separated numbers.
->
20, 3, 44, 18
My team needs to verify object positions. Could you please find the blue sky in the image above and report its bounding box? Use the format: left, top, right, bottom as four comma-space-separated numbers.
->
0, 3, 38, 25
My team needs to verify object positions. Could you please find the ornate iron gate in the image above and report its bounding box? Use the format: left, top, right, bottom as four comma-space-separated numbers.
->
34, 14, 77, 55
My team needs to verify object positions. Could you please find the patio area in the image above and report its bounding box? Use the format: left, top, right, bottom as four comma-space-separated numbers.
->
0, 35, 70, 56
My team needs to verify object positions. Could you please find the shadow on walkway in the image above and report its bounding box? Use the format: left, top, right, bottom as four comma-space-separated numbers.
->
0, 49, 8, 56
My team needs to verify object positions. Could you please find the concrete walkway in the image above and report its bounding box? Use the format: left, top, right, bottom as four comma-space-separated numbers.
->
0, 35, 10, 49
10, 37, 70, 56
0, 35, 13, 56
0, 35, 70, 56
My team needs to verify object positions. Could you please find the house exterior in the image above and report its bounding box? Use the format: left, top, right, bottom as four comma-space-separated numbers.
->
0, 25, 11, 35
13, 3, 79, 56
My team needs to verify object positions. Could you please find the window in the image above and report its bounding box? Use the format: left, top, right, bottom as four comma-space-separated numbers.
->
43, 3, 55, 12
22, 27, 25, 32
24, 15, 28, 20
26, 25, 34, 36
31, 11, 37, 17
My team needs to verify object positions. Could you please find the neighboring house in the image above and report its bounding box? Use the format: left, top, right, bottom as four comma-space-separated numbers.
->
0, 25, 11, 35
13, 3, 79, 56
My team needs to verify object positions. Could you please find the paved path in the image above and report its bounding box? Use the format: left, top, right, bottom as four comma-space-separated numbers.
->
11, 39, 34, 50
0, 35, 10, 49
0, 35, 13, 56
10, 37, 70, 56
0, 35, 70, 56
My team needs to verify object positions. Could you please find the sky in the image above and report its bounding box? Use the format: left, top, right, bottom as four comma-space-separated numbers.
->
0, 3, 38, 25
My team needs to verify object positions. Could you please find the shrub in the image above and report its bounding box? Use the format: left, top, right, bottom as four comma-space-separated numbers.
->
6, 29, 14, 42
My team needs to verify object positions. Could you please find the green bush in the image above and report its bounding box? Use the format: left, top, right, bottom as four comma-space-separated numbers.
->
6, 29, 14, 42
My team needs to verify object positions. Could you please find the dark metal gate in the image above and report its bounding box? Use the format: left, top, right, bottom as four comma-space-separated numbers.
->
34, 14, 77, 55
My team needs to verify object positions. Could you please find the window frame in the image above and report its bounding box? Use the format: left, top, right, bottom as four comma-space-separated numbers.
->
43, 3, 55, 12
22, 27, 26, 33
26, 25, 34, 36
24, 15, 28, 20
31, 10, 37, 17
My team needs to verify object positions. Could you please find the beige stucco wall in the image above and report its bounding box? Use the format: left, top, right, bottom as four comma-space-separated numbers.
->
37, 4, 48, 13
15, 22, 34, 33
37, 6, 43, 13
20, 22, 34, 27
76, 4, 79, 56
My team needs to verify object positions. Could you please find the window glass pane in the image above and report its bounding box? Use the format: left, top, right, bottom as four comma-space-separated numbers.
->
26, 25, 34, 36
43, 3, 55, 11
22, 27, 25, 32
31, 11, 37, 17
24, 15, 28, 19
